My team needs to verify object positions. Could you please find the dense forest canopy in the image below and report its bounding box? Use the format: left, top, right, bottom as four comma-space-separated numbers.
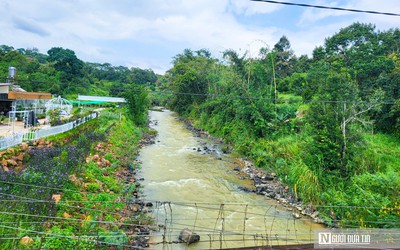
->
159, 22, 400, 227
0, 46, 158, 98
161, 22, 400, 137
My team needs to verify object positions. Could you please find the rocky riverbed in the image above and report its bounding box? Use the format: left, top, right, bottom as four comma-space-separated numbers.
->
183, 121, 325, 225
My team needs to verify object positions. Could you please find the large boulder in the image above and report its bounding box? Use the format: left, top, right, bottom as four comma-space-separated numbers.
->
178, 228, 200, 244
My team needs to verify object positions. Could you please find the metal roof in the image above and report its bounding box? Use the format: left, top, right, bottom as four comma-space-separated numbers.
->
77, 95, 126, 103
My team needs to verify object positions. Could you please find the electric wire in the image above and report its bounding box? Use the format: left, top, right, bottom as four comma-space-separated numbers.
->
250, 0, 400, 17
0, 76, 396, 106
148, 89, 397, 105
0, 79, 397, 106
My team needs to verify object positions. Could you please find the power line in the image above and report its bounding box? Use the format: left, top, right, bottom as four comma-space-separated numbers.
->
250, 0, 400, 17
149, 89, 396, 105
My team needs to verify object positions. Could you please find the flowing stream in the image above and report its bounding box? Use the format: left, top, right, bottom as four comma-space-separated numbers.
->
139, 110, 322, 249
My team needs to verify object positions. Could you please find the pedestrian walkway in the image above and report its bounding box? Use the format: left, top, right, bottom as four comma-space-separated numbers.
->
0, 119, 47, 138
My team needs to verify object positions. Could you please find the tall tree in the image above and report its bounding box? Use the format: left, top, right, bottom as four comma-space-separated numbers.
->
130, 67, 157, 85
306, 72, 383, 176
167, 49, 214, 115
124, 85, 149, 127
47, 47, 84, 81
273, 35, 295, 78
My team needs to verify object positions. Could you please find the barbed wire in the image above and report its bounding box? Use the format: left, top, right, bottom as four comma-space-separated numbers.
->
2, 180, 398, 210
0, 211, 159, 229
0, 222, 311, 249
0, 224, 148, 249
1, 182, 398, 228
1, 197, 398, 217
1, 199, 398, 248
1, 175, 398, 247
1, 192, 399, 212
0, 206, 397, 228
0, 179, 102, 196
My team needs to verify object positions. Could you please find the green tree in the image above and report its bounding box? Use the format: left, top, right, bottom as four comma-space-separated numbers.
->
47, 47, 88, 95
124, 85, 149, 127
305, 72, 383, 176
47, 47, 84, 81
389, 99, 400, 137
293, 54, 311, 73
130, 67, 157, 85
167, 49, 214, 115
273, 35, 295, 78
321, 23, 396, 96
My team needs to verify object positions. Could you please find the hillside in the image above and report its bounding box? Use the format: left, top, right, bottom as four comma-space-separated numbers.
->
159, 22, 400, 227
0, 46, 158, 98
1, 22, 399, 228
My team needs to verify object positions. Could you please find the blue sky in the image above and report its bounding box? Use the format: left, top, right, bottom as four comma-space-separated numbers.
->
1, 0, 399, 74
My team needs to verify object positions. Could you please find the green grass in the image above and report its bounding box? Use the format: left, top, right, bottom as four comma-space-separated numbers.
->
241, 129, 400, 227
0, 108, 152, 249
277, 93, 303, 103
356, 133, 400, 173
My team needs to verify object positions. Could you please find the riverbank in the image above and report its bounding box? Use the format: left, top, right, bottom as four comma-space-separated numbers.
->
184, 120, 325, 225
141, 109, 324, 249
0, 110, 157, 249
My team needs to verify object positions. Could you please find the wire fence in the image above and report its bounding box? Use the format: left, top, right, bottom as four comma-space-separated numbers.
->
0, 191, 399, 249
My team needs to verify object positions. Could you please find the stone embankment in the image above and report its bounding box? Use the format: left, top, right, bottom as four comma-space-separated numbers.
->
0, 139, 52, 173
0, 132, 158, 249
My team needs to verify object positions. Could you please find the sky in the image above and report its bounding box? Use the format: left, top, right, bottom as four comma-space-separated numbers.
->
1, 0, 400, 74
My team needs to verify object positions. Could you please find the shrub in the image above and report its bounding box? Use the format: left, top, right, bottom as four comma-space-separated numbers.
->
86, 182, 102, 192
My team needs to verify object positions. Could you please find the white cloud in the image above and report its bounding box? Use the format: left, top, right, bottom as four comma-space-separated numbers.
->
289, 20, 356, 56
0, 0, 399, 74
228, 0, 283, 16
298, 0, 400, 29
289, 0, 400, 56
298, 1, 352, 26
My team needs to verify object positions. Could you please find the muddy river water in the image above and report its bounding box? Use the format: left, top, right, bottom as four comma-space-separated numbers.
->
139, 110, 322, 249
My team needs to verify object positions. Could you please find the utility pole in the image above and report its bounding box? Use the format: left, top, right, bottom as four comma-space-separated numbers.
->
270, 53, 277, 113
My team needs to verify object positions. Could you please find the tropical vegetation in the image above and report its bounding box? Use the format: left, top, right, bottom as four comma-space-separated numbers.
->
0, 45, 158, 98
0, 104, 152, 248
1, 22, 399, 230
158, 23, 400, 228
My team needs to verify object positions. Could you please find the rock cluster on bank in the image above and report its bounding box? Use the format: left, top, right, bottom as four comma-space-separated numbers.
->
183, 121, 325, 225
235, 158, 324, 223
0, 133, 157, 249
